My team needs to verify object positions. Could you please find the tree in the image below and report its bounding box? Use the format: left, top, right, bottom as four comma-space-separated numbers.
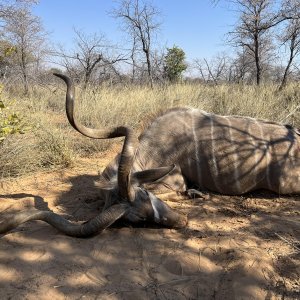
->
112, 0, 161, 87
163, 46, 187, 82
3, 7, 47, 94
0, 0, 37, 21
228, 0, 284, 85
221, 0, 300, 85
0, 40, 16, 81
194, 53, 231, 84
55, 29, 125, 88
279, 19, 300, 90
227, 49, 252, 83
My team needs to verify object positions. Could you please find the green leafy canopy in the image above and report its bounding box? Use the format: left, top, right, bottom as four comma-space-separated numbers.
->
164, 45, 187, 82
0, 91, 25, 142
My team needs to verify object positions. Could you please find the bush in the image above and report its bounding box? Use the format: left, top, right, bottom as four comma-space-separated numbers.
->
0, 86, 25, 142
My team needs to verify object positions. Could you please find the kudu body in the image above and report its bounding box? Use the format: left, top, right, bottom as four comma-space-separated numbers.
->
124, 107, 300, 195
1, 74, 299, 237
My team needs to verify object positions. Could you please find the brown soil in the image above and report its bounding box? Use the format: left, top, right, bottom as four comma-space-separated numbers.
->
0, 149, 299, 300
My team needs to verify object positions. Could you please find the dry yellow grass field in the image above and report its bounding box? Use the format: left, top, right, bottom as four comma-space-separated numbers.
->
1, 81, 300, 178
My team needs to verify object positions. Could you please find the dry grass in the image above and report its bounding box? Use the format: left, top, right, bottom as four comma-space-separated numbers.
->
0, 81, 300, 179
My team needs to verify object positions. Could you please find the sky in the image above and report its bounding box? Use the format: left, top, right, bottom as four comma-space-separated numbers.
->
32, 0, 236, 71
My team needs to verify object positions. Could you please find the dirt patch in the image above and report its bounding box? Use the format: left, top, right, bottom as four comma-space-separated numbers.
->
0, 150, 299, 299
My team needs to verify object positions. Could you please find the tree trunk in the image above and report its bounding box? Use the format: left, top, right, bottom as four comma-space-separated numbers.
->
254, 33, 261, 85
145, 49, 153, 88
279, 37, 295, 91
21, 49, 29, 95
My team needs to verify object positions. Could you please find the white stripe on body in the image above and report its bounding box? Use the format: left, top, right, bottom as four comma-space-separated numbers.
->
191, 110, 202, 186
225, 117, 241, 192
256, 120, 272, 190
209, 114, 221, 191
247, 120, 259, 190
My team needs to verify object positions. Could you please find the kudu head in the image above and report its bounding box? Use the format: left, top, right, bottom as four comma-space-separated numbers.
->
0, 74, 187, 238
52, 73, 187, 231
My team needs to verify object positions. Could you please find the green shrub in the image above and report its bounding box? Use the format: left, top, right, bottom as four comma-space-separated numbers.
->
0, 87, 25, 142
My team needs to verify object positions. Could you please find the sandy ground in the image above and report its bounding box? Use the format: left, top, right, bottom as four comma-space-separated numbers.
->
0, 149, 299, 300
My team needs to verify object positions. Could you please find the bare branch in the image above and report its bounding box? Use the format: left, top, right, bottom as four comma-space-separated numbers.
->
54, 29, 126, 88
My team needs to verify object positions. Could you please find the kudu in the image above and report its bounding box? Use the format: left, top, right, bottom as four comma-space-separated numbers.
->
1, 74, 300, 237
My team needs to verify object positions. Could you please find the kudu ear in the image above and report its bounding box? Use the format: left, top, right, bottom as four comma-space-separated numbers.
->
131, 164, 176, 185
